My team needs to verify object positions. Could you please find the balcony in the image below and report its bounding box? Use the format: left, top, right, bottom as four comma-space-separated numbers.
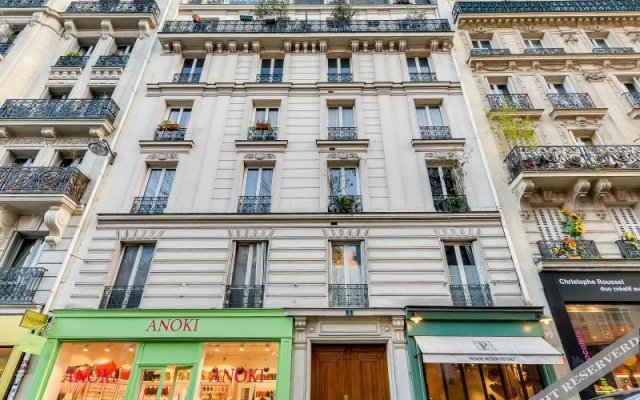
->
624, 92, 640, 119
592, 47, 634, 54
130, 196, 167, 214
419, 126, 452, 140
547, 93, 606, 120
433, 194, 469, 212
154, 128, 186, 141
469, 48, 511, 56
0, 267, 46, 304
329, 284, 368, 308
247, 127, 278, 141
237, 196, 271, 214
94, 55, 129, 68
504, 145, 640, 186
616, 240, 640, 259
256, 74, 283, 83
99, 285, 144, 309
53, 56, 89, 68
328, 127, 357, 140
173, 73, 201, 83
450, 284, 493, 307
523, 48, 566, 55
63, 1, 160, 30
409, 72, 437, 82
159, 19, 452, 52
0, 99, 120, 137
0, 0, 44, 7
224, 285, 264, 308
486, 94, 544, 119
537, 240, 601, 259
327, 73, 353, 82
328, 195, 363, 213
0, 167, 89, 212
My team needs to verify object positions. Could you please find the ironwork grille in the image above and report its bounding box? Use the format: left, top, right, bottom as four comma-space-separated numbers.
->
329, 284, 368, 307
327, 73, 353, 82
547, 93, 596, 109
53, 56, 89, 68
0, 43, 12, 55
237, 196, 271, 214
486, 94, 534, 110
154, 128, 186, 141
523, 48, 566, 55
256, 74, 283, 83
537, 240, 601, 259
616, 240, 640, 259
65, 1, 160, 16
469, 48, 511, 56
0, 167, 89, 202
327, 126, 357, 140
328, 195, 363, 213
419, 126, 452, 140
224, 285, 264, 308
0, 267, 45, 304
94, 55, 129, 68
592, 47, 634, 54
99, 285, 144, 309
624, 92, 640, 108
0, 99, 120, 124
0, 0, 44, 7
409, 72, 437, 82
433, 195, 469, 212
173, 73, 201, 83
247, 127, 278, 141
450, 284, 493, 306
130, 197, 168, 214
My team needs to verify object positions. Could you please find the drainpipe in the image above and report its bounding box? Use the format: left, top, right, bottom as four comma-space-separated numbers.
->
6, 5, 169, 398
450, 44, 532, 305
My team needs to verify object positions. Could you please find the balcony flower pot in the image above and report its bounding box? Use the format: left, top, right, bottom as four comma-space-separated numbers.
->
255, 121, 271, 130
158, 120, 181, 131
335, 195, 356, 213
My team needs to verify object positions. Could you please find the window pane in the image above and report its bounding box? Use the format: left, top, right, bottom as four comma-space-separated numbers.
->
259, 169, 273, 197
244, 169, 259, 196
428, 106, 444, 126
260, 59, 271, 74
10, 238, 43, 269
444, 246, 457, 267
132, 245, 155, 286
442, 167, 457, 195
443, 364, 466, 400
407, 58, 418, 73
428, 168, 443, 196
346, 244, 363, 284
344, 168, 358, 195
463, 364, 486, 400
255, 108, 266, 122
231, 244, 250, 285
267, 109, 279, 126
143, 170, 162, 197
181, 59, 194, 73
418, 58, 430, 72
331, 244, 345, 284
341, 58, 350, 71
113, 246, 140, 286
158, 169, 175, 198
328, 108, 339, 127
168, 108, 181, 123
342, 107, 355, 127
483, 364, 507, 399
416, 108, 428, 126
329, 168, 342, 195
425, 364, 446, 400
179, 109, 191, 126
328, 58, 338, 73
460, 245, 475, 266
273, 59, 284, 71
463, 264, 481, 285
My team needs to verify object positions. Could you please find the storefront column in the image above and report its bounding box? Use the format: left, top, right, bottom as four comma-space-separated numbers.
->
406, 336, 426, 400
25, 339, 61, 400
275, 338, 292, 400
291, 317, 307, 400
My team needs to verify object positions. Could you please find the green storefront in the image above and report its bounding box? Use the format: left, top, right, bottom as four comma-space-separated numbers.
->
406, 307, 562, 400
27, 309, 293, 400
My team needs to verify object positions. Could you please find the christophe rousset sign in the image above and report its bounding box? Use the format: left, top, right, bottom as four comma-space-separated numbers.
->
550, 272, 640, 302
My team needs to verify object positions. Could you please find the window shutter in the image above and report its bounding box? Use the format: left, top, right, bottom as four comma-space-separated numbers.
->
534, 208, 564, 240
609, 207, 640, 236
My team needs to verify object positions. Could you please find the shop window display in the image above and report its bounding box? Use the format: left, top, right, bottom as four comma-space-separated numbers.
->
424, 363, 543, 400
43, 342, 136, 400
567, 304, 640, 395
0, 347, 12, 377
137, 366, 192, 400
196, 342, 278, 400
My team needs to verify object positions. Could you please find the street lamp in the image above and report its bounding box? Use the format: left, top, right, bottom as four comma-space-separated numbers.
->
88, 139, 117, 164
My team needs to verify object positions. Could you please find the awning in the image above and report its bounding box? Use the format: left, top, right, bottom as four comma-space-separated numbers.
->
414, 336, 564, 365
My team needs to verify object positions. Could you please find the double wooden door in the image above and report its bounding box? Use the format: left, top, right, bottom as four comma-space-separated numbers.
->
311, 344, 391, 400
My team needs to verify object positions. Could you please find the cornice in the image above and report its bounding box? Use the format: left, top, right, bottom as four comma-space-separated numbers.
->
468, 52, 640, 72
457, 15, 640, 30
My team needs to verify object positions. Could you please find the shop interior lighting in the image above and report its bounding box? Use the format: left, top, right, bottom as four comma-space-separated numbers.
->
540, 316, 553, 325
265, 344, 270, 352
239, 344, 245, 352
214, 345, 220, 352
104, 345, 111, 352
128, 346, 134, 352
83, 345, 89, 352
409, 312, 423, 324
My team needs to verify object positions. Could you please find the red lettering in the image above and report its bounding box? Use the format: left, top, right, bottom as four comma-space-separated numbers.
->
182, 319, 193, 331
223, 369, 234, 383
194, 319, 200, 331
170, 319, 183, 331
61, 370, 74, 383
88, 373, 100, 383
159, 319, 170, 331
212, 369, 219, 382
146, 320, 157, 332
260, 369, 265, 382
247, 369, 257, 382
235, 368, 246, 383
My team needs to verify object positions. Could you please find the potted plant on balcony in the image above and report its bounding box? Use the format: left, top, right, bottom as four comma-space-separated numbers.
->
489, 103, 537, 146
552, 208, 586, 259
329, 0, 355, 28
334, 195, 357, 213
254, 120, 271, 130
622, 231, 640, 250
65, 51, 83, 57
158, 120, 180, 131
254, 0, 290, 22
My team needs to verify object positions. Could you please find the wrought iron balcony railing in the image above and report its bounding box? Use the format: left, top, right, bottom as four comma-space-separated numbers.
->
469, 48, 511, 56
450, 284, 493, 307
523, 48, 566, 55
0, 99, 120, 124
328, 73, 353, 82
161, 19, 451, 34
453, 1, 640, 21
130, 196, 168, 214
94, 55, 129, 68
99, 285, 144, 309
224, 285, 264, 308
327, 126, 357, 140
328, 195, 363, 213
53, 56, 89, 68
537, 240, 601, 259
409, 72, 437, 82
0, 167, 89, 202
0, 267, 45, 304
624, 92, 640, 108
173, 73, 201, 83
237, 196, 271, 214
0, 0, 44, 7
256, 74, 283, 83
592, 47, 634, 54
504, 145, 640, 182
65, 1, 160, 17
547, 93, 597, 109
486, 94, 535, 110
433, 194, 469, 212
247, 127, 278, 141
154, 128, 186, 141
616, 240, 640, 259
419, 126, 452, 140
329, 284, 368, 307
0, 43, 12, 55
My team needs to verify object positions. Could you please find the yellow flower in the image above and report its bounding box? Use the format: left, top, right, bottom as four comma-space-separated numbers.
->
576, 225, 586, 234
571, 213, 580, 221
560, 208, 570, 215
568, 242, 577, 250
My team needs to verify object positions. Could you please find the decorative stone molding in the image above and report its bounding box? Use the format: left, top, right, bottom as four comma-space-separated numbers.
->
63, 20, 77, 39
294, 317, 307, 343
244, 152, 275, 161
591, 178, 612, 219
564, 179, 591, 211
41, 126, 58, 138
146, 153, 179, 161
561, 32, 580, 43
116, 229, 164, 241
0, 127, 13, 139
435, 227, 479, 240
0, 205, 18, 245
251, 41, 260, 53
626, 31, 640, 43
204, 41, 214, 53
138, 20, 150, 39
44, 204, 73, 248
391, 316, 405, 345
323, 228, 369, 239
582, 69, 606, 82
100, 20, 114, 39
326, 152, 360, 161
228, 228, 273, 240
515, 179, 535, 219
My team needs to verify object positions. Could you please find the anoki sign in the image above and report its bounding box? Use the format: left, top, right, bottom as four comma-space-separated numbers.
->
145, 318, 200, 332
207, 368, 267, 383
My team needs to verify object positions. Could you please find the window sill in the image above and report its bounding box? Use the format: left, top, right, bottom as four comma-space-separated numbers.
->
316, 139, 369, 151
235, 140, 288, 151
411, 138, 465, 152
138, 140, 194, 153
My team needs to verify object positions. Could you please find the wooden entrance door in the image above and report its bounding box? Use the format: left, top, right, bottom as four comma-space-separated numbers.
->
311, 344, 391, 400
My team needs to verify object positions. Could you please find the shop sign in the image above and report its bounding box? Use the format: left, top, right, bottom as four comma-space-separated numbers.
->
145, 318, 200, 332
203, 367, 272, 383
550, 272, 640, 302
17, 332, 46, 355
19, 310, 48, 330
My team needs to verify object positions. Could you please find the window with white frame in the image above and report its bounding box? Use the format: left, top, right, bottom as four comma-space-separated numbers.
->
407, 57, 432, 80
328, 106, 355, 128
471, 39, 492, 49
329, 167, 359, 196
524, 38, 544, 49
571, 130, 598, 146
103, 243, 155, 308
77, 44, 94, 56
142, 168, 175, 199
227, 242, 268, 308
428, 166, 466, 212
55, 151, 84, 167
260, 59, 284, 76
416, 105, 444, 127
590, 37, 609, 48
180, 59, 204, 77
114, 44, 133, 56
330, 242, 365, 285
243, 167, 273, 198
328, 58, 351, 81
166, 108, 191, 129
610, 207, 640, 237
488, 81, 512, 95
444, 243, 491, 306
254, 107, 279, 127
534, 208, 564, 240
546, 77, 575, 94
3, 234, 45, 269
7, 152, 36, 167
623, 78, 640, 94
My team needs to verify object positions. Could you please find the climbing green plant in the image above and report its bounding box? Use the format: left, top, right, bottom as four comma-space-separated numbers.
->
331, 0, 356, 23
254, 0, 290, 20
489, 103, 537, 146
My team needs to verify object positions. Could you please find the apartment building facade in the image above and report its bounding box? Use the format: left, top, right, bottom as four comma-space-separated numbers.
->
0, 0, 162, 397
452, 1, 640, 398
12, 0, 567, 400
